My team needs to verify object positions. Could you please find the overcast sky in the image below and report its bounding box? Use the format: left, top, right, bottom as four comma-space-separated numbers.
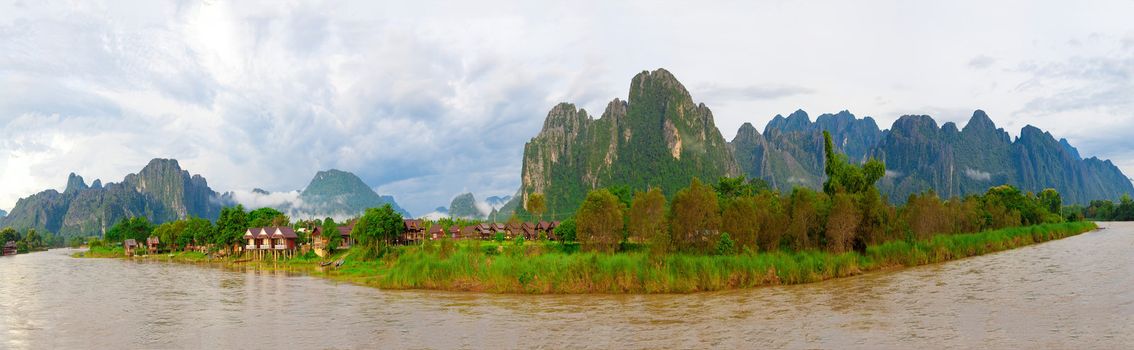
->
2, 0, 1133, 216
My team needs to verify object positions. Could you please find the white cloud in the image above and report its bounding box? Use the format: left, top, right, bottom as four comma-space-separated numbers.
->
964, 168, 992, 181
2, 0, 1134, 215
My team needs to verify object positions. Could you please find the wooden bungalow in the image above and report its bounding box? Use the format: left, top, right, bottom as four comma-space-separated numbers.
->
448, 226, 461, 239
146, 236, 160, 254
402, 219, 425, 244
270, 227, 298, 250
3, 241, 18, 256
428, 225, 446, 240
123, 239, 139, 256
243, 228, 262, 251
492, 223, 507, 233
312, 226, 353, 251
505, 222, 523, 239
520, 222, 537, 240
474, 223, 494, 240
336, 225, 355, 248
459, 225, 478, 240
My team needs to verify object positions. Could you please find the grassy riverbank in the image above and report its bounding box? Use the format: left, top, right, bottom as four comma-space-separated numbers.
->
76, 221, 1096, 294
340, 221, 1097, 293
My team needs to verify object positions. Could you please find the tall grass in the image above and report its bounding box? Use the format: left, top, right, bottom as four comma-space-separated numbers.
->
351, 221, 1096, 294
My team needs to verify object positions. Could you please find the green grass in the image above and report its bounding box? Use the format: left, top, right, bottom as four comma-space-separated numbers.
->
338, 221, 1096, 293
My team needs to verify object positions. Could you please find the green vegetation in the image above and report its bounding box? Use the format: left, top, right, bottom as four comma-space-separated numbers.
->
1071, 195, 1134, 221
332, 221, 1095, 293
1, 226, 64, 253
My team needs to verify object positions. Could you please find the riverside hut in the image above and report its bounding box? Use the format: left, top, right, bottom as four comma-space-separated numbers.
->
146, 236, 160, 254
124, 239, 139, 256
3, 241, 18, 256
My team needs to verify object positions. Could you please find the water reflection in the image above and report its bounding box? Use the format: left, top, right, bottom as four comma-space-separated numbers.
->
1, 223, 1132, 349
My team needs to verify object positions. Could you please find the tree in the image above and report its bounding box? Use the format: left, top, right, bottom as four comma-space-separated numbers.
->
553, 217, 577, 242
714, 175, 769, 202
215, 205, 248, 252
106, 217, 154, 244
669, 178, 721, 253
1, 227, 18, 244
153, 220, 188, 251
826, 193, 861, 253
321, 217, 340, 252
721, 196, 761, 252
1037, 188, 1062, 215
527, 193, 547, 222
575, 189, 625, 253
184, 216, 216, 249
248, 207, 289, 228
628, 187, 668, 254
353, 204, 404, 256
786, 188, 824, 250
822, 131, 885, 195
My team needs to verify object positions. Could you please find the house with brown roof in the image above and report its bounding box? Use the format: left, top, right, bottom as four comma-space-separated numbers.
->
428, 225, 446, 240
402, 219, 425, 244
448, 226, 461, 239
244, 226, 299, 259
124, 239, 139, 256
3, 241, 18, 256
474, 223, 494, 240
146, 236, 161, 254
520, 222, 537, 240
336, 225, 355, 248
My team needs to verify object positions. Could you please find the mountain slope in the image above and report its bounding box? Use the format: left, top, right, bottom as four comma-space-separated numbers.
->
519, 69, 739, 216
0, 159, 223, 237
296, 169, 410, 217
730, 109, 1133, 204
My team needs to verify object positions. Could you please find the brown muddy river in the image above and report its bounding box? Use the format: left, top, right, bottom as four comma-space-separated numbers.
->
2, 222, 1132, 349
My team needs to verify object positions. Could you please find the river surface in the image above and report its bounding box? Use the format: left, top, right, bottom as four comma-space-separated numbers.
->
2, 222, 1132, 349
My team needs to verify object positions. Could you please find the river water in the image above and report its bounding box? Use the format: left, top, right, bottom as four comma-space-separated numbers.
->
1, 222, 1132, 349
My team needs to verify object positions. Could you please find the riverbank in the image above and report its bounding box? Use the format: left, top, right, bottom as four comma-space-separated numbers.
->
76, 221, 1097, 294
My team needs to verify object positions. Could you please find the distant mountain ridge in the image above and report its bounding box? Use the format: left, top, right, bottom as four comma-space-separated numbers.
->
514, 68, 1132, 217
0, 159, 223, 237
732, 109, 1134, 204
245, 169, 410, 219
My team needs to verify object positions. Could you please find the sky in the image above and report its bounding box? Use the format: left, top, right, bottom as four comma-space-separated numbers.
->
1, 0, 1133, 216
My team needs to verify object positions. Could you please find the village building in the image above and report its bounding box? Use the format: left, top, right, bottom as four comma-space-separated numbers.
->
520, 222, 537, 239
124, 239, 139, 257
402, 219, 425, 244
243, 226, 299, 259
474, 223, 494, 240
505, 222, 523, 239
428, 225, 446, 240
448, 226, 461, 240
460, 225, 477, 240
337, 225, 356, 248
3, 241, 18, 256
146, 236, 161, 254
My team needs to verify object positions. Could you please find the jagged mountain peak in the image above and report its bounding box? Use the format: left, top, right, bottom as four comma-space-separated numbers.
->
733, 122, 761, 143
629, 68, 688, 100
64, 173, 88, 194
964, 109, 997, 132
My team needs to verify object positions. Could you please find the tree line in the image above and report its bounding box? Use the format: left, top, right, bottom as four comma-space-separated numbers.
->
1, 226, 65, 253
563, 131, 1073, 255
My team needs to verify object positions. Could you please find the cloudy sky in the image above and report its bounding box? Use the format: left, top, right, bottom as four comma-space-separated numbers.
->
1, 0, 1133, 216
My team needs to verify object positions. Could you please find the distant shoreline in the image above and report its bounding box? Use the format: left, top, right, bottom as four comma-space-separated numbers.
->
74, 221, 1097, 294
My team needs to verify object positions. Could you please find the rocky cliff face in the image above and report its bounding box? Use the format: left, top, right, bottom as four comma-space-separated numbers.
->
732, 109, 1133, 204
519, 69, 739, 216
0, 158, 223, 237
447, 193, 482, 219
